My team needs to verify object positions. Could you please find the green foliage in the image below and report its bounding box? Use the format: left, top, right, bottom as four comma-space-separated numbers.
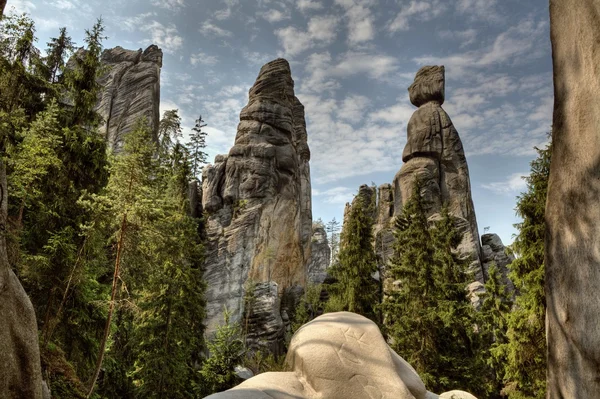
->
499, 141, 551, 399
187, 115, 208, 178
40, 342, 87, 399
198, 312, 245, 396
44, 27, 74, 83
478, 263, 513, 397
290, 284, 323, 336
382, 181, 481, 394
326, 195, 379, 320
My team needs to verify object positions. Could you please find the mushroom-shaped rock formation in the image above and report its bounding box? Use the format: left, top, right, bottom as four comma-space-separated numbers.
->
205, 312, 477, 399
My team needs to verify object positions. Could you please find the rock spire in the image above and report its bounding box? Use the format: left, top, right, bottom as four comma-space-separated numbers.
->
202, 59, 312, 352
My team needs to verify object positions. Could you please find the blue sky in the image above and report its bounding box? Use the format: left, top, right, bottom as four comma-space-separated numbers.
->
8, 0, 553, 245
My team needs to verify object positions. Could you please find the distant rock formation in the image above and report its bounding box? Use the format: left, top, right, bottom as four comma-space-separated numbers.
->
201, 59, 312, 353
96, 45, 163, 151
0, 166, 43, 398
307, 223, 330, 284
206, 312, 477, 399
547, 1, 600, 396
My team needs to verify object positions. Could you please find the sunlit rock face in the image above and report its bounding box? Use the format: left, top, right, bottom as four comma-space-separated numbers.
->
201, 59, 312, 353
96, 45, 163, 151
546, 1, 600, 396
204, 312, 478, 399
368, 66, 483, 289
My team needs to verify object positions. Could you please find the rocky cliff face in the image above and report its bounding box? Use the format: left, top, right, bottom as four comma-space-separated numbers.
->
96, 45, 163, 151
202, 59, 312, 352
307, 224, 330, 284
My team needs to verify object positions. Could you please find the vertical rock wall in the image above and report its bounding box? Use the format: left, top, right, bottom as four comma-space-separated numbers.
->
202, 59, 312, 352
546, 0, 600, 396
96, 45, 163, 151
307, 224, 331, 285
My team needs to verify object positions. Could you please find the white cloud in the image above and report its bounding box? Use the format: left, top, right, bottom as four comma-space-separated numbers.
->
438, 29, 478, 48
297, 0, 323, 12
260, 9, 291, 23
6, 0, 36, 13
200, 20, 233, 37
275, 15, 339, 57
242, 49, 275, 66
335, 0, 375, 45
214, 0, 238, 20
369, 103, 414, 124
482, 173, 528, 195
388, 0, 446, 33
314, 187, 356, 205
121, 12, 157, 32
337, 95, 371, 123
455, 0, 501, 22
414, 18, 548, 78
190, 52, 219, 66
528, 96, 553, 122
151, 0, 185, 10
141, 21, 183, 53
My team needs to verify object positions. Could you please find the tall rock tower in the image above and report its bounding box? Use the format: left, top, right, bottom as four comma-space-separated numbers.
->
95, 45, 163, 151
202, 59, 312, 352
366, 66, 483, 288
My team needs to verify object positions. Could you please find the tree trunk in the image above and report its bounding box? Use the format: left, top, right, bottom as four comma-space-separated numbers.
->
0, 0, 7, 18
547, 1, 600, 397
86, 212, 127, 398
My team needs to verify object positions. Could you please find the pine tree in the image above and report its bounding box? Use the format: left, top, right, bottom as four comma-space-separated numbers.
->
499, 141, 551, 398
479, 263, 513, 398
187, 115, 208, 178
130, 143, 206, 399
157, 109, 182, 153
325, 217, 340, 265
65, 18, 105, 127
382, 181, 481, 394
45, 27, 75, 83
326, 195, 379, 320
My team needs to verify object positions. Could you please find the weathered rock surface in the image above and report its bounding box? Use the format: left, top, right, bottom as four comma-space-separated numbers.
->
202, 59, 312, 351
480, 233, 515, 294
96, 45, 163, 151
205, 312, 477, 399
546, 1, 600, 396
370, 67, 482, 290
0, 165, 43, 399
307, 224, 330, 284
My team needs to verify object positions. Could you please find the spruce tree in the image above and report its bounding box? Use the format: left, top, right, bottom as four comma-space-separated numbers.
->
499, 141, 551, 398
326, 195, 379, 320
187, 115, 207, 178
45, 27, 75, 83
382, 180, 481, 394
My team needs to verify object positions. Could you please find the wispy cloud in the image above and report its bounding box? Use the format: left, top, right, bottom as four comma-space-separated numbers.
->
190, 52, 219, 66
455, 0, 501, 22
141, 21, 184, 53
438, 29, 478, 48
200, 20, 233, 37
314, 186, 356, 205
151, 0, 185, 10
259, 9, 291, 23
482, 172, 528, 195
297, 0, 323, 12
388, 0, 447, 33
275, 15, 339, 57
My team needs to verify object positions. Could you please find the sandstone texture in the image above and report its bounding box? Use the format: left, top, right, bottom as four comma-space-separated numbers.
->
480, 234, 515, 294
546, 1, 600, 396
0, 166, 43, 399
96, 45, 163, 151
307, 223, 330, 284
205, 312, 477, 399
202, 59, 312, 352
370, 67, 482, 288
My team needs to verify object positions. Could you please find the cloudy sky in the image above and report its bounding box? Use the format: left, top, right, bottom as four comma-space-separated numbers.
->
8, 0, 553, 245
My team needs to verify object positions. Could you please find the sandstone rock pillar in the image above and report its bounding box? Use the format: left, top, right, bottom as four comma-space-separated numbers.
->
546, 1, 600, 396
202, 59, 312, 352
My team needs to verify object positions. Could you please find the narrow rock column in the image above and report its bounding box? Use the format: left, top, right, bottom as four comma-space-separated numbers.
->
546, 0, 600, 396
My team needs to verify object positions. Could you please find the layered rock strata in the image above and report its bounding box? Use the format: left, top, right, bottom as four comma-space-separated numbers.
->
206, 312, 477, 399
96, 45, 163, 151
367, 66, 482, 287
546, 1, 600, 396
202, 59, 312, 352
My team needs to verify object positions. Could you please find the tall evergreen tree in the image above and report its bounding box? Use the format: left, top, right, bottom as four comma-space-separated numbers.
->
382, 181, 481, 394
187, 115, 207, 178
325, 217, 340, 265
499, 141, 551, 398
326, 195, 379, 320
44, 27, 74, 83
